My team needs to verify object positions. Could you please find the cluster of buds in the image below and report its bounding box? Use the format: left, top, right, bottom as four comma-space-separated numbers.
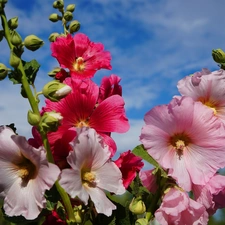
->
212, 48, 225, 69
49, 0, 80, 41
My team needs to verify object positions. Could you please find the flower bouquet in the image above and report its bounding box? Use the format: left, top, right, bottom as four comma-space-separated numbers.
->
0, 0, 225, 225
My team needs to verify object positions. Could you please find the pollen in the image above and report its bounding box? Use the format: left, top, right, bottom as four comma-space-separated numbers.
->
73, 57, 85, 72
76, 120, 89, 128
82, 171, 96, 183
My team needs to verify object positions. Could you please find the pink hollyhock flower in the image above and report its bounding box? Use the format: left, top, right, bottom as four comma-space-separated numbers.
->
114, 150, 144, 188
177, 69, 225, 122
155, 188, 208, 225
139, 169, 158, 194
140, 96, 225, 191
51, 33, 112, 79
98, 74, 122, 103
192, 173, 225, 216
0, 126, 60, 220
43, 77, 129, 165
59, 127, 125, 216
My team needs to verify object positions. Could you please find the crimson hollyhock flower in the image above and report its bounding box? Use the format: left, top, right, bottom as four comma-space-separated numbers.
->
43, 77, 129, 166
51, 33, 112, 79
114, 150, 144, 188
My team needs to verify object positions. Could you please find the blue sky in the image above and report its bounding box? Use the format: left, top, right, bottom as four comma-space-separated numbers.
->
0, 0, 225, 156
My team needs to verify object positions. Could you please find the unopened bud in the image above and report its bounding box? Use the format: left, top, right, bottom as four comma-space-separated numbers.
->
9, 50, 20, 68
49, 13, 60, 22
41, 111, 62, 132
8, 17, 18, 29
66, 4, 75, 12
0, 63, 8, 80
129, 197, 146, 215
69, 20, 80, 33
63, 11, 73, 21
10, 30, 22, 46
24, 35, 44, 51
74, 205, 83, 223
135, 218, 148, 225
212, 49, 225, 64
48, 67, 61, 77
27, 110, 40, 126
53, 0, 64, 9
42, 80, 72, 102
48, 32, 60, 42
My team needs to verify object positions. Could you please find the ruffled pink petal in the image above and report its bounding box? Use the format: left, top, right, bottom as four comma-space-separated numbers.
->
90, 95, 130, 133
73, 33, 91, 57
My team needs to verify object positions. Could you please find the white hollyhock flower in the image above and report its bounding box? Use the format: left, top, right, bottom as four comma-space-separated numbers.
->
59, 127, 125, 216
0, 126, 60, 220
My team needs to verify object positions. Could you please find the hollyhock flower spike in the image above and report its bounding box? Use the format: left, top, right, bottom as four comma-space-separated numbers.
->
59, 127, 125, 216
177, 69, 225, 123
154, 187, 208, 225
51, 33, 112, 79
140, 96, 225, 191
0, 126, 60, 220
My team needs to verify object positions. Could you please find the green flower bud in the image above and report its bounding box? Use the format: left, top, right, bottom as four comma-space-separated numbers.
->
48, 67, 61, 77
135, 218, 148, 225
8, 17, 18, 29
66, 4, 75, 12
49, 13, 60, 22
129, 197, 146, 215
53, 0, 64, 9
63, 11, 73, 22
10, 30, 22, 46
69, 20, 80, 34
41, 111, 62, 132
27, 110, 40, 126
48, 32, 60, 42
0, 30, 4, 42
24, 35, 44, 51
74, 205, 83, 223
42, 80, 72, 102
212, 49, 225, 63
0, 63, 8, 80
9, 50, 20, 68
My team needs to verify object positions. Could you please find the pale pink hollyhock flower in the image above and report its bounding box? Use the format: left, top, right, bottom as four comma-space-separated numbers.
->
177, 69, 225, 122
51, 33, 112, 79
155, 188, 208, 225
114, 150, 144, 188
192, 173, 225, 216
0, 126, 60, 220
59, 127, 125, 216
140, 96, 225, 191
139, 169, 158, 194
43, 77, 129, 164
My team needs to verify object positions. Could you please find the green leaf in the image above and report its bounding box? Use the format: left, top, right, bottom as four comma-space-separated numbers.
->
8, 70, 21, 84
132, 145, 168, 178
107, 191, 133, 207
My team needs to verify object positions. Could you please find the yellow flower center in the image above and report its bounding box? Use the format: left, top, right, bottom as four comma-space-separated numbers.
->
82, 171, 96, 187
75, 120, 89, 128
170, 133, 191, 158
198, 97, 217, 115
73, 57, 85, 72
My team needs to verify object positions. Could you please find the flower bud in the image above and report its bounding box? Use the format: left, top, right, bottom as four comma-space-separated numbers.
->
10, 30, 22, 46
48, 67, 61, 77
27, 110, 40, 126
49, 13, 60, 22
9, 50, 20, 68
69, 20, 80, 34
74, 205, 83, 224
42, 80, 72, 102
135, 218, 148, 225
0, 63, 8, 80
24, 35, 44, 51
129, 197, 146, 215
8, 17, 18, 29
40, 111, 62, 132
53, 0, 64, 9
63, 11, 73, 21
48, 32, 60, 42
66, 4, 75, 12
212, 49, 225, 64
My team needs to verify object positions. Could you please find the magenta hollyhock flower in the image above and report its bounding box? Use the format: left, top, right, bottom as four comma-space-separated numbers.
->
114, 150, 144, 189
51, 33, 112, 79
177, 69, 225, 122
140, 96, 225, 191
0, 126, 60, 220
192, 173, 225, 216
155, 188, 208, 225
59, 127, 125, 216
43, 77, 129, 165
